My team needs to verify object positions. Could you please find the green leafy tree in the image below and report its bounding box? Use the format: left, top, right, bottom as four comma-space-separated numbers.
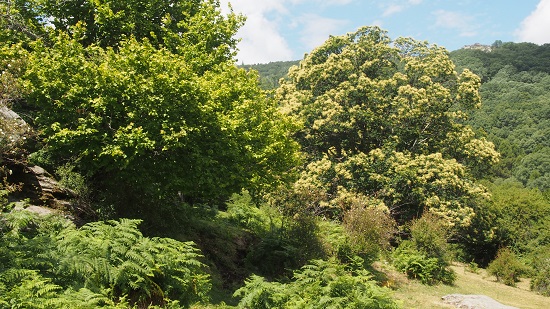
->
278, 26, 498, 225
487, 247, 526, 286
3, 0, 243, 70
9, 0, 299, 221
457, 180, 550, 266
0, 0, 47, 45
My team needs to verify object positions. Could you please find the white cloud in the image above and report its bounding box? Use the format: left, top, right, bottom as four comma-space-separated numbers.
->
220, 0, 293, 64
322, 0, 354, 5
383, 5, 405, 17
433, 10, 477, 37
235, 13, 294, 64
219, 0, 356, 63
297, 14, 350, 51
381, 0, 422, 17
516, 0, 550, 44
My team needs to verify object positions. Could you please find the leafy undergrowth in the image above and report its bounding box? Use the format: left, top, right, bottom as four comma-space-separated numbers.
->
191, 262, 550, 309
391, 263, 550, 309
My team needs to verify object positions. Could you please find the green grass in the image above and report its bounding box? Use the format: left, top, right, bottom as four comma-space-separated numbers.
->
391, 263, 550, 309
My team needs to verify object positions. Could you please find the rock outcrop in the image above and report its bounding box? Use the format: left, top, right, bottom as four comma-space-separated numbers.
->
8, 163, 75, 210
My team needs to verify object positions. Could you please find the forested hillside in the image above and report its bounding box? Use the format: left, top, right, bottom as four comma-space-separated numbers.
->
451, 43, 550, 192
247, 42, 550, 193
1, 1, 549, 308
241, 60, 299, 90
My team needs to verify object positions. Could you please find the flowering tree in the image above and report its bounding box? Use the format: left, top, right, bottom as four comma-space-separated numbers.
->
277, 26, 499, 226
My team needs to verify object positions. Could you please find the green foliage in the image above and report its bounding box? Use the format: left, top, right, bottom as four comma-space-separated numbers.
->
487, 247, 526, 286
0, 211, 211, 307
0, 0, 47, 45
242, 199, 324, 279
408, 212, 451, 261
465, 261, 481, 274
278, 26, 497, 226
3, 0, 299, 226
0, 269, 130, 309
56, 219, 211, 306
393, 213, 456, 285
489, 182, 550, 254
530, 255, 550, 296
342, 203, 397, 263
241, 60, 300, 90
459, 180, 550, 266
234, 258, 399, 309
226, 190, 267, 232
18, 32, 298, 222
55, 163, 93, 216
452, 44, 550, 192
4, 0, 244, 69
392, 242, 456, 285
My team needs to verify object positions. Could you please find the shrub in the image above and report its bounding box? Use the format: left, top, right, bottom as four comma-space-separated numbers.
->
392, 213, 456, 285
55, 163, 95, 217
466, 261, 481, 274
343, 204, 397, 264
531, 257, 550, 296
226, 190, 272, 236
529, 246, 550, 296
235, 258, 399, 309
242, 187, 325, 279
393, 241, 456, 285
487, 247, 526, 286
408, 212, 451, 261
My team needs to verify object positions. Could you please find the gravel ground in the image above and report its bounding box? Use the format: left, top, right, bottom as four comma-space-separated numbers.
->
442, 294, 520, 309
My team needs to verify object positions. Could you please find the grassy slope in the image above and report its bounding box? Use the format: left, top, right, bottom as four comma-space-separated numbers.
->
183, 213, 549, 308
191, 262, 550, 308
392, 264, 549, 309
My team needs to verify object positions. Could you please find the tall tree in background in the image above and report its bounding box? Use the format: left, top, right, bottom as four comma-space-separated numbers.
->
277, 27, 498, 226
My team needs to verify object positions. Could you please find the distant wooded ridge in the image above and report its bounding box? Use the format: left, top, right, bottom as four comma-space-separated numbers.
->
243, 42, 550, 90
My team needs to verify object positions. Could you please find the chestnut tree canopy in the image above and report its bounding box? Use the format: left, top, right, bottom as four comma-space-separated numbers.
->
277, 26, 499, 226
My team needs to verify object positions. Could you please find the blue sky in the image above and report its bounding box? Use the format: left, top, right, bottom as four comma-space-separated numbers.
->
220, 0, 550, 64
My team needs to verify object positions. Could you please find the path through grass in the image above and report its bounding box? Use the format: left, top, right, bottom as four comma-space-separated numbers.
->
391, 263, 549, 309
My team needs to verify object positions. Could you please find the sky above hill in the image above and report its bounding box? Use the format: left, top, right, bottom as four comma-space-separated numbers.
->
219, 0, 550, 64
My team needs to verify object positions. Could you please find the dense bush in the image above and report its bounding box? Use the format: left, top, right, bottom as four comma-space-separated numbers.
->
232, 186, 326, 280
226, 190, 269, 234
458, 180, 550, 267
0, 212, 211, 307
234, 258, 399, 309
487, 247, 526, 286
243, 212, 323, 280
342, 203, 397, 263
530, 256, 550, 296
393, 213, 456, 285
393, 241, 456, 285
408, 212, 451, 261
